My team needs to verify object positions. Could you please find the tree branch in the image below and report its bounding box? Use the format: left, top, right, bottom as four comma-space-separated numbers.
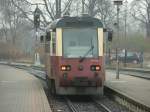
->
11, 0, 33, 23
43, 0, 55, 20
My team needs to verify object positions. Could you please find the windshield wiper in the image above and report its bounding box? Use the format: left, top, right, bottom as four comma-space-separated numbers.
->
79, 45, 94, 62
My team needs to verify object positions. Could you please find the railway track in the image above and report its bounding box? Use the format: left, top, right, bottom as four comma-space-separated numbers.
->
7, 64, 132, 112
45, 91, 130, 112
92, 99, 112, 112
104, 86, 150, 112
65, 97, 78, 112
64, 96, 129, 112
119, 71, 150, 80
107, 69, 150, 80
62, 96, 112, 112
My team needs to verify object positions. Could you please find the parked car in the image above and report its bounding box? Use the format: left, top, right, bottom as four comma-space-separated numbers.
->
110, 52, 140, 64
110, 53, 117, 61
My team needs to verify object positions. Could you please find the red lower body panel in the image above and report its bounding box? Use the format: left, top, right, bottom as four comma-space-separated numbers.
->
50, 56, 105, 87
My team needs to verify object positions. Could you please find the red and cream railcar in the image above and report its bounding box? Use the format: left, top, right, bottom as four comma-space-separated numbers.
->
44, 16, 105, 95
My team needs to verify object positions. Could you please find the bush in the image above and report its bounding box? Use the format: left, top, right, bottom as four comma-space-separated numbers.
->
0, 42, 25, 60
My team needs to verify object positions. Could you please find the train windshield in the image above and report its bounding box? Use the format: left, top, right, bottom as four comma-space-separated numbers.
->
63, 28, 98, 58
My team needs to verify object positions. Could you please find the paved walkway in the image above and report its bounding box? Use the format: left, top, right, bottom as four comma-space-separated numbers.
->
0, 65, 51, 112
105, 70, 150, 108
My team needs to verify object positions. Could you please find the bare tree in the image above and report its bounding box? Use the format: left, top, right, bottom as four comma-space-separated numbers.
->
0, 0, 31, 44
96, 0, 115, 27
131, 0, 150, 38
0, 0, 10, 42
42, 0, 73, 19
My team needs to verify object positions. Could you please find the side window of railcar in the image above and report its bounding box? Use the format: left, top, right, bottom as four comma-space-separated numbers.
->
45, 31, 51, 53
51, 32, 56, 55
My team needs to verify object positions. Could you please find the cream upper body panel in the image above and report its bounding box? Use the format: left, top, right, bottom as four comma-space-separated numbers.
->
98, 28, 104, 56
56, 28, 63, 56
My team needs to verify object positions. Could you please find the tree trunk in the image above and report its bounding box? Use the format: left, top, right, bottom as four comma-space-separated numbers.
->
88, 0, 96, 17
56, 0, 59, 18
58, 0, 61, 18
146, 22, 150, 38
55, 0, 61, 19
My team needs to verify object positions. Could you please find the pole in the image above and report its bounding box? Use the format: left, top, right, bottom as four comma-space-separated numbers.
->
33, 3, 44, 65
116, 5, 120, 79
35, 27, 38, 64
124, 0, 127, 67
82, 0, 84, 14
108, 46, 111, 65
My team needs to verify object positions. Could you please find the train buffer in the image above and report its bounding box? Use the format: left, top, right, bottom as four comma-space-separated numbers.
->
0, 64, 51, 112
105, 70, 150, 110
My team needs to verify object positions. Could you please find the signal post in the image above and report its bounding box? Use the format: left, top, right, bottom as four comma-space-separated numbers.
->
113, 0, 123, 79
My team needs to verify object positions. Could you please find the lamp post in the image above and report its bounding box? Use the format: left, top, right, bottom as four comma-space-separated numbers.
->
33, 4, 43, 65
113, 0, 123, 79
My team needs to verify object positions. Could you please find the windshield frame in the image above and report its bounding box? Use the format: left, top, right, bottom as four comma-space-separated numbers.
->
62, 27, 99, 58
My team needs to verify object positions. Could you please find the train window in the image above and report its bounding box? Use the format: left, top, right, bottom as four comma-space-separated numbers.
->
51, 32, 56, 55
40, 35, 44, 43
108, 31, 113, 41
63, 28, 98, 58
45, 31, 51, 53
45, 41, 50, 53
46, 31, 51, 41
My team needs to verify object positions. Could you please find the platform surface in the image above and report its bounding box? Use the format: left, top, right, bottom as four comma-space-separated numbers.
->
105, 70, 150, 108
0, 65, 51, 112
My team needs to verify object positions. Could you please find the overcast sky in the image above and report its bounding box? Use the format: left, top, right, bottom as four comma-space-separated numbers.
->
30, 0, 134, 4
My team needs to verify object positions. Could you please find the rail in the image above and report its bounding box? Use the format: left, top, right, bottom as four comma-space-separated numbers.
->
104, 86, 150, 112
107, 68, 150, 80
65, 97, 79, 112
92, 99, 112, 112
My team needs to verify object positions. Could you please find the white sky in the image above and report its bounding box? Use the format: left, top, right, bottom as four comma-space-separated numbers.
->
29, 0, 44, 4
30, 0, 134, 4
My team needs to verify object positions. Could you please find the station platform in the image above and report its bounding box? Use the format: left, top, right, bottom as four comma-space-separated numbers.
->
0, 65, 51, 112
105, 70, 150, 108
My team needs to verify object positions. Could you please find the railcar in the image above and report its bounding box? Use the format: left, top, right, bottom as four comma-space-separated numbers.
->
43, 15, 107, 95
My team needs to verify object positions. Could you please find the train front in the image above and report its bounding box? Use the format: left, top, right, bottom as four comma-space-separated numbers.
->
55, 17, 105, 95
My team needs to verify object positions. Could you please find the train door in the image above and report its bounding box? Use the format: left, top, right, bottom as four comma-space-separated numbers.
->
48, 29, 57, 80
45, 31, 51, 78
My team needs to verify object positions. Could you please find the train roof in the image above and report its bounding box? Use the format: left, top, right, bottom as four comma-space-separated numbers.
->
47, 16, 103, 30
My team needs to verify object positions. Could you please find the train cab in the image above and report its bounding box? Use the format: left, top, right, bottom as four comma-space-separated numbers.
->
43, 16, 105, 95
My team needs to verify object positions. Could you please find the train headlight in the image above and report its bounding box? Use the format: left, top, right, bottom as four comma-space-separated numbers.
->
61, 65, 71, 71
91, 65, 101, 71
95, 66, 101, 71
61, 66, 66, 71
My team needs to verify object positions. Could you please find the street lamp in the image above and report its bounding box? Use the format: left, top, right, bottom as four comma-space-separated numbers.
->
113, 0, 123, 79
